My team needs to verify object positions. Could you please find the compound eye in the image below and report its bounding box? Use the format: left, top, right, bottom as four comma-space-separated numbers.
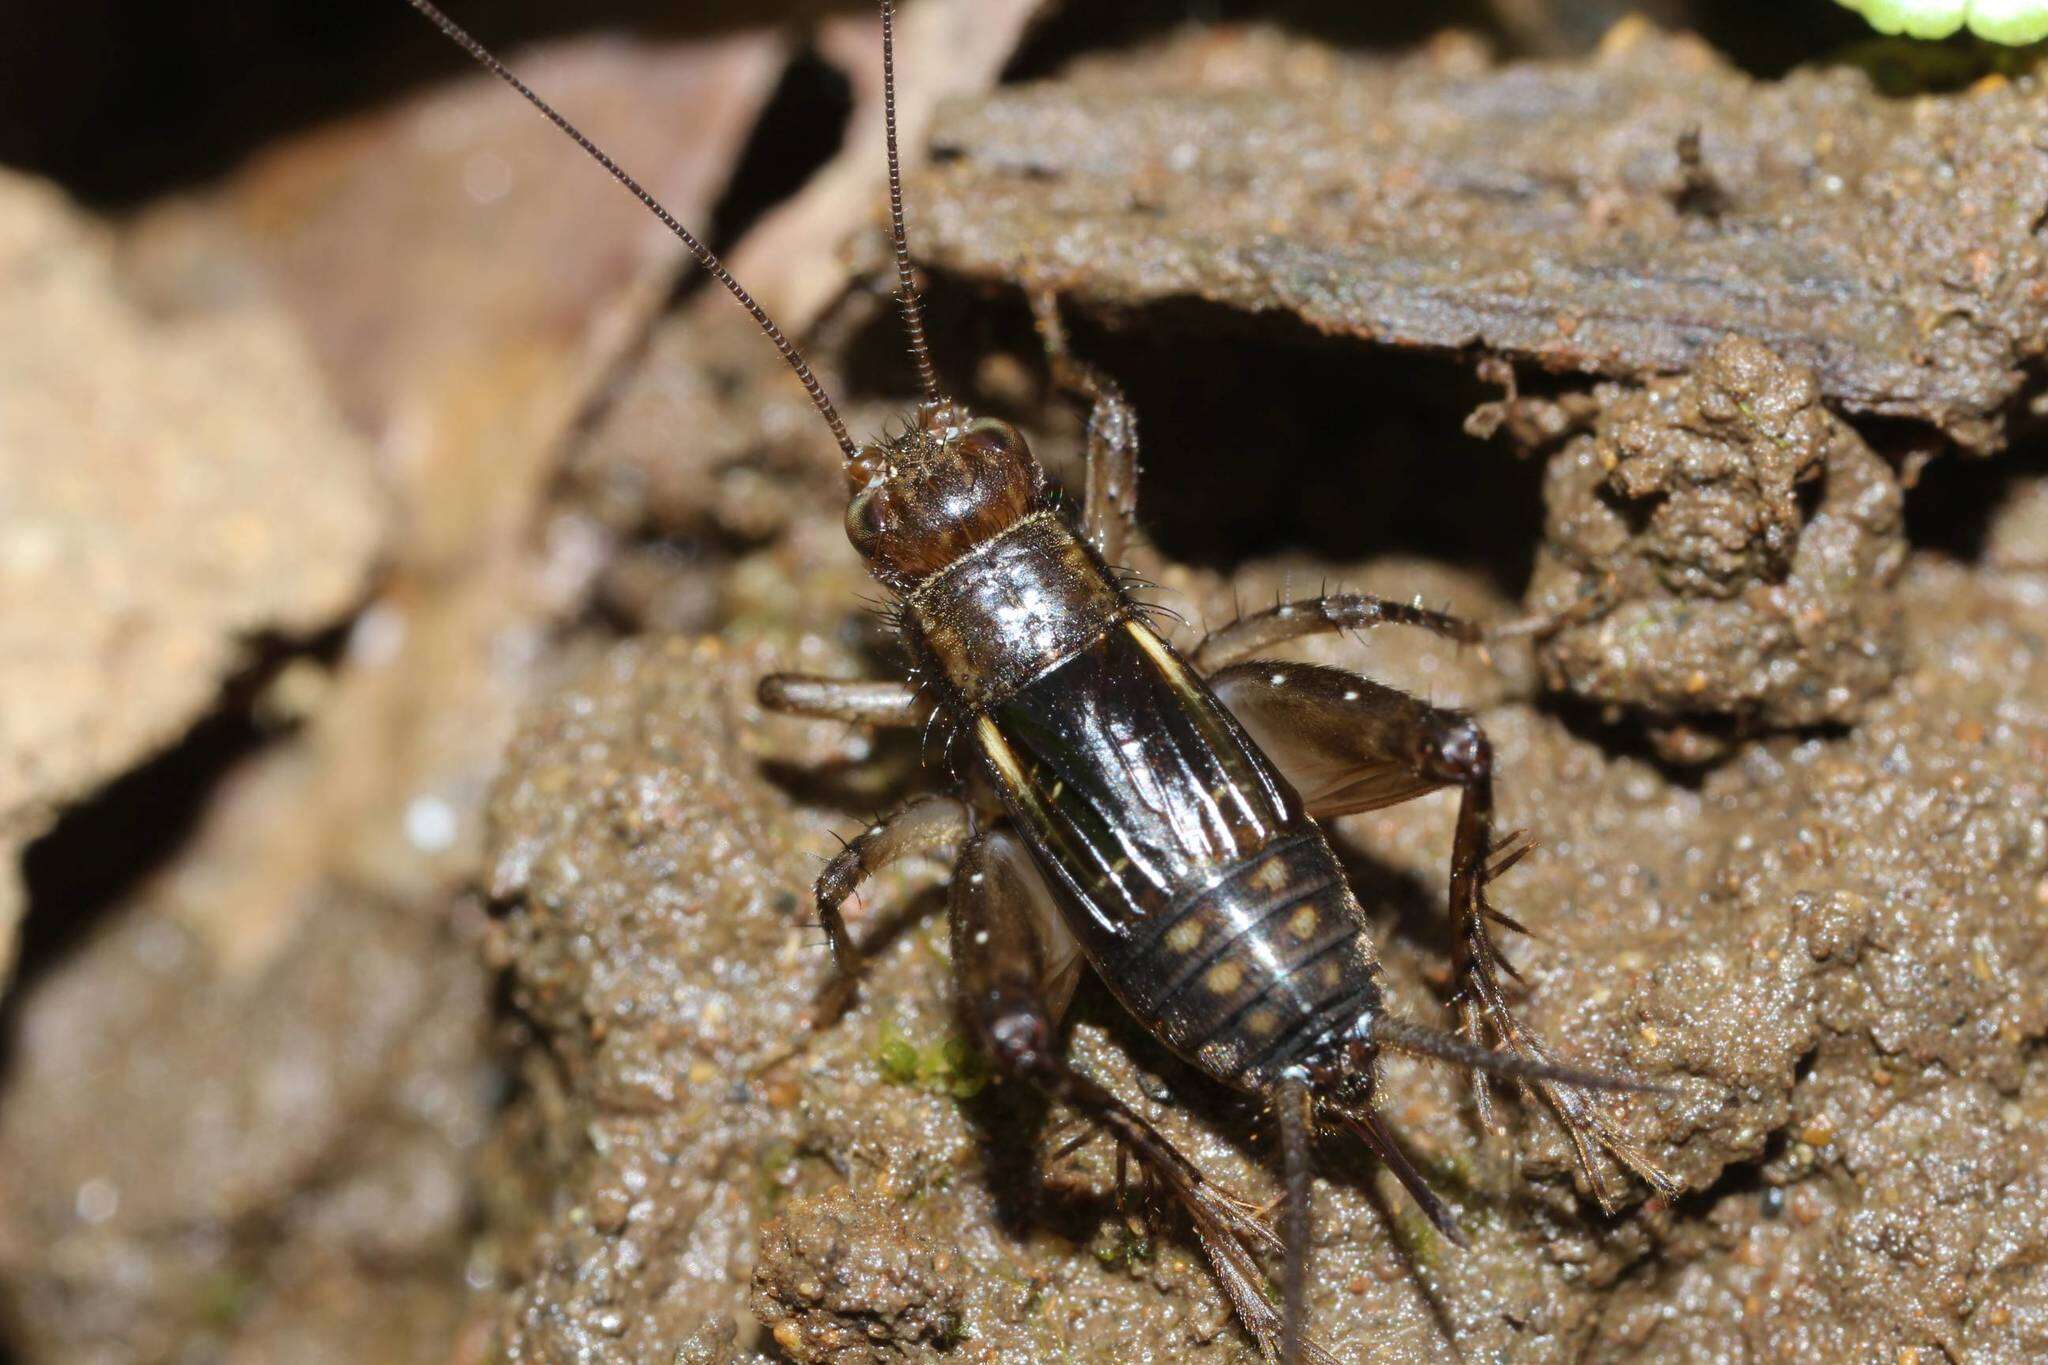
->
847, 484, 898, 545
955, 417, 1024, 464
845, 447, 891, 493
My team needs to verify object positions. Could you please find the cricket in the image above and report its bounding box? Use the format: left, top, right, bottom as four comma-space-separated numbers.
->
406, 1, 1682, 1358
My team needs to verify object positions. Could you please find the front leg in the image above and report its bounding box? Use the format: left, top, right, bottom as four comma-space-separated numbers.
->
951, 829, 1331, 1365
1029, 291, 1140, 566
1211, 662, 1682, 1210
758, 674, 927, 727
1192, 593, 1482, 673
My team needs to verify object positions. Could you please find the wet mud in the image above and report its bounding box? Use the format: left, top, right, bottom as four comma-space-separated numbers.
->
3, 8, 2046, 1365
1526, 335, 1909, 760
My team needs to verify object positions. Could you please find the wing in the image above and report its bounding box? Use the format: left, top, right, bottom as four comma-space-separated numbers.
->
1209, 661, 1450, 818
973, 619, 1298, 938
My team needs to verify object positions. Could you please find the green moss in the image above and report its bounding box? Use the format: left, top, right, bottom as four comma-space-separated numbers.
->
1388, 1203, 1443, 1268
875, 1019, 991, 1098
935, 1034, 992, 1099
1417, 1142, 1479, 1193
933, 1311, 970, 1346
1090, 1223, 1155, 1270
197, 1269, 254, 1328
877, 1022, 922, 1085
756, 1138, 799, 1207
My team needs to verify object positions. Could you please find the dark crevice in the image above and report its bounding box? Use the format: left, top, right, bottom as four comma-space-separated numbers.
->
11, 704, 263, 974
1669, 1128, 1791, 1229
1534, 692, 1855, 788
1003, 0, 1505, 83
847, 276, 1548, 596
1904, 441, 2047, 563
1000, 0, 1873, 88
1530, 692, 1708, 781
1059, 300, 1548, 591
1794, 459, 1826, 528
699, 44, 855, 272
1596, 479, 1660, 541
1697, 0, 1872, 77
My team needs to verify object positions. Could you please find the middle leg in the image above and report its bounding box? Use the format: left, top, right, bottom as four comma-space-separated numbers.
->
809, 794, 972, 1020
758, 676, 954, 1021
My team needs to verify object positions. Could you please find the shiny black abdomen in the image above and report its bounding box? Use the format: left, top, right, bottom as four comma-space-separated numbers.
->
907, 517, 1386, 1089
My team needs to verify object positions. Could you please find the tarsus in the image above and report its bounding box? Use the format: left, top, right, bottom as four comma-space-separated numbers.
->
1332, 1107, 1467, 1248
404, 0, 858, 461
881, 0, 943, 403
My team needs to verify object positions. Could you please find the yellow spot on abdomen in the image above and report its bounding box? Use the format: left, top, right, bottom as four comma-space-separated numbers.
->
1205, 961, 1245, 996
1251, 857, 1291, 892
1287, 904, 1320, 939
1165, 918, 1204, 953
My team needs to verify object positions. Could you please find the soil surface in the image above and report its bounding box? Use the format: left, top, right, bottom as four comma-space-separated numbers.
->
3, 7, 2046, 1365
482, 499, 2048, 1363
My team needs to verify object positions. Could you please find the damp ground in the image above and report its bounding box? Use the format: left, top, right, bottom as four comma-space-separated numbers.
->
2, 3, 2045, 1362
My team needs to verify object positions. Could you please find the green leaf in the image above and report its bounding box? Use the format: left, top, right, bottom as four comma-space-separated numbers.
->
1837, 0, 2048, 43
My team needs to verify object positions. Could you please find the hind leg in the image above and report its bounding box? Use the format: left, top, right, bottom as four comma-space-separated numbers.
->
1211, 661, 1681, 1210
952, 828, 1332, 1364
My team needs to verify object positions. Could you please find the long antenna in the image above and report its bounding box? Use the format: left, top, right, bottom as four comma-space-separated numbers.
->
405, 0, 859, 461
1275, 1072, 1314, 1365
880, 0, 943, 404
